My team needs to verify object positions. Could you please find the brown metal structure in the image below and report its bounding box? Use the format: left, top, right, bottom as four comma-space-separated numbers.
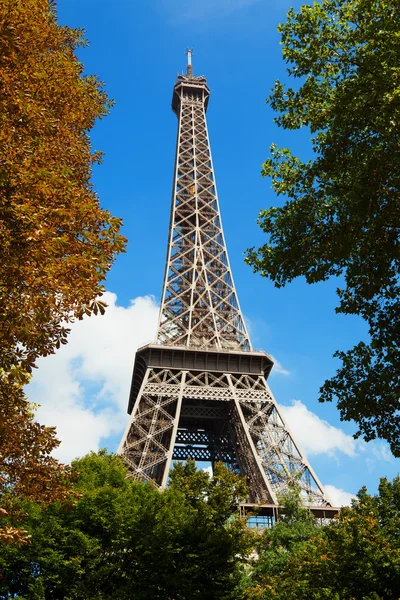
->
118, 52, 332, 508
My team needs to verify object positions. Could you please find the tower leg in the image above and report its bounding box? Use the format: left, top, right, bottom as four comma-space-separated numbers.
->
119, 368, 184, 486
161, 372, 187, 488
119, 366, 331, 507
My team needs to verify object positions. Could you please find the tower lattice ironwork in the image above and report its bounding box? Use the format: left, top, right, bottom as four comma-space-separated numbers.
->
118, 52, 332, 508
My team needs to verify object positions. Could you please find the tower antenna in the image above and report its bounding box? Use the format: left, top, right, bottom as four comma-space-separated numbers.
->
185, 48, 193, 78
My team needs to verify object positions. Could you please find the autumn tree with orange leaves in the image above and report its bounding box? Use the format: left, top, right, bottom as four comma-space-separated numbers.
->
0, 0, 126, 543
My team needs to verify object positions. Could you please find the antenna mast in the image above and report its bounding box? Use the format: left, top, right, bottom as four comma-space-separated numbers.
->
185, 48, 193, 78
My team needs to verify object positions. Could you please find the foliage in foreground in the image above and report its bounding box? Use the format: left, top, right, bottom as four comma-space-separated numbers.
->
0, 0, 126, 541
243, 476, 400, 600
246, 0, 400, 455
0, 383, 71, 545
1, 452, 399, 600
0, 454, 250, 600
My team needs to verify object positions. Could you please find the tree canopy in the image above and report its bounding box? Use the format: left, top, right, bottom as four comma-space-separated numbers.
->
0, 453, 250, 600
2, 452, 399, 600
0, 382, 71, 545
0, 0, 126, 382
244, 476, 400, 600
0, 0, 126, 542
246, 0, 400, 455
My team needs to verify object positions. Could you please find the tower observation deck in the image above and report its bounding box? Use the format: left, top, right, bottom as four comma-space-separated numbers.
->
118, 52, 335, 516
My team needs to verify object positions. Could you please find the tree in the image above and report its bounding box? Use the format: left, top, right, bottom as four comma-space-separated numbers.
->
246, 0, 400, 455
242, 483, 320, 599
0, 0, 126, 541
243, 476, 400, 600
0, 453, 251, 600
0, 382, 71, 545
0, 0, 126, 379
166, 460, 250, 599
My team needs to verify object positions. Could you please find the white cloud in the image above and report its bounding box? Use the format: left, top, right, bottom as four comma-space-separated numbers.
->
27, 292, 159, 463
324, 485, 356, 507
159, 0, 262, 21
281, 400, 358, 458
280, 400, 394, 466
370, 442, 394, 464
269, 354, 290, 376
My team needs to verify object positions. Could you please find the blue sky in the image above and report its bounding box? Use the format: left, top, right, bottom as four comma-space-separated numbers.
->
28, 0, 398, 506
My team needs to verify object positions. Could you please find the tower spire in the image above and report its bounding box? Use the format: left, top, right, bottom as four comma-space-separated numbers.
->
185, 48, 193, 78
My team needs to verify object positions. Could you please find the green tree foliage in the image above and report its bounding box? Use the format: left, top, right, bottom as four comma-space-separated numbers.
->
241, 484, 320, 598
244, 476, 400, 600
246, 0, 400, 455
0, 453, 250, 600
2, 453, 399, 600
0, 382, 71, 545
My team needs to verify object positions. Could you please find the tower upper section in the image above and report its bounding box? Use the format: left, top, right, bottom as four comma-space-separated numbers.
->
156, 55, 251, 352
172, 50, 210, 115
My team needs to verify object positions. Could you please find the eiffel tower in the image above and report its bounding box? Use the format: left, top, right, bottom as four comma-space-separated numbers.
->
119, 51, 333, 511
